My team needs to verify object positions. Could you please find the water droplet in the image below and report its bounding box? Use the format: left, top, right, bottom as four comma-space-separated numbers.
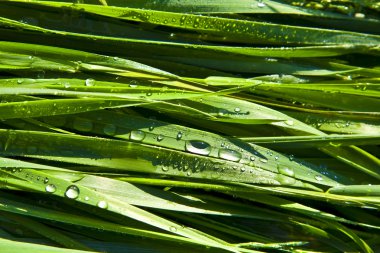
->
250, 156, 256, 161
161, 165, 169, 172
129, 80, 138, 88
259, 158, 268, 163
17, 79, 23, 84
289, 154, 294, 161
103, 124, 117, 136
157, 135, 164, 142
218, 109, 228, 116
176, 131, 183, 140
186, 171, 191, 176
65, 185, 80, 199
73, 118, 93, 132
84, 196, 90, 201
257, 0, 266, 8
278, 166, 295, 177
240, 167, 246, 172
315, 175, 324, 181
85, 78, 95, 87
97, 200, 108, 209
185, 140, 212, 156
218, 149, 242, 162
130, 130, 146, 141
274, 156, 279, 160
45, 184, 56, 193
234, 107, 241, 113
43, 177, 49, 184
169, 226, 177, 232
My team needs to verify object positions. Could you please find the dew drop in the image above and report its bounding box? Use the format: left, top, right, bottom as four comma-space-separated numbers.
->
130, 130, 146, 141
289, 154, 294, 161
97, 200, 108, 209
315, 175, 324, 181
45, 184, 56, 193
278, 166, 295, 177
259, 158, 268, 163
250, 156, 256, 161
129, 80, 138, 88
185, 140, 211, 156
169, 226, 177, 232
157, 134, 164, 142
240, 167, 246, 172
65, 185, 80, 199
84, 196, 90, 201
73, 118, 93, 132
257, 0, 266, 8
85, 78, 95, 87
161, 165, 169, 172
218, 149, 242, 162
43, 177, 49, 184
234, 107, 241, 113
176, 131, 183, 140
103, 124, 117, 136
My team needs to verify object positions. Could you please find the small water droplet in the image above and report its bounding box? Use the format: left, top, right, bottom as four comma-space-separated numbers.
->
45, 184, 56, 193
73, 118, 93, 132
84, 196, 90, 201
17, 79, 23, 84
169, 226, 177, 232
43, 177, 49, 184
259, 158, 268, 163
274, 156, 279, 160
257, 0, 266, 8
240, 167, 246, 172
161, 165, 169, 172
278, 166, 295, 177
315, 175, 324, 181
65, 185, 80, 199
129, 80, 138, 88
185, 140, 212, 156
289, 154, 294, 161
218, 149, 242, 162
103, 124, 117, 135
250, 156, 256, 161
176, 131, 183, 140
130, 130, 146, 141
97, 200, 108, 209
234, 107, 241, 113
157, 135, 164, 141
85, 78, 95, 87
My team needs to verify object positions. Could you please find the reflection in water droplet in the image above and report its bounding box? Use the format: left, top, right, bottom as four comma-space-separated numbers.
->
130, 130, 146, 141
103, 124, 117, 135
157, 135, 164, 142
73, 118, 93, 132
185, 140, 211, 155
97, 200, 108, 209
278, 166, 295, 177
315, 175, 324, 181
65, 185, 80, 199
218, 149, 242, 162
85, 78, 95, 87
45, 184, 56, 193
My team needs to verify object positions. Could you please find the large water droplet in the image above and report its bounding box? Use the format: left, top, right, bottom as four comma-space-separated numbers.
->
45, 184, 56, 193
278, 166, 295, 177
97, 200, 108, 209
73, 118, 93, 132
65, 185, 80, 199
185, 140, 212, 156
130, 130, 146, 141
85, 78, 95, 87
218, 149, 242, 162
103, 124, 117, 136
